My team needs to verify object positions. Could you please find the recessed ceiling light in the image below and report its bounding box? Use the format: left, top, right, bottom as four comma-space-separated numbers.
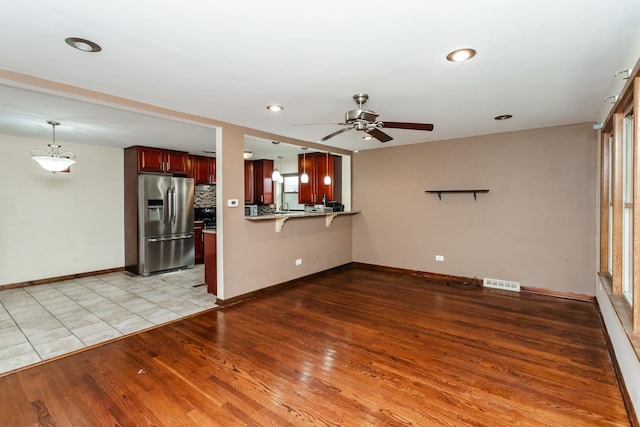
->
65, 37, 102, 53
446, 48, 476, 62
266, 104, 284, 112
494, 114, 513, 120
362, 135, 373, 140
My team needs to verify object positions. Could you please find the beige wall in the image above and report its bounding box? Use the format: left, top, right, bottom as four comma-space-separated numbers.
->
217, 127, 353, 300
0, 134, 124, 285
352, 122, 597, 295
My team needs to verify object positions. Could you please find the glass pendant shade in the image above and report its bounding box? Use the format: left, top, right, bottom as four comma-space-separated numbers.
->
272, 168, 281, 181
32, 154, 76, 172
324, 151, 331, 185
300, 148, 309, 183
31, 121, 76, 173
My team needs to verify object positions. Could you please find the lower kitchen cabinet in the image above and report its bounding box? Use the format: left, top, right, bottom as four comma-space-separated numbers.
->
204, 232, 217, 295
194, 222, 203, 264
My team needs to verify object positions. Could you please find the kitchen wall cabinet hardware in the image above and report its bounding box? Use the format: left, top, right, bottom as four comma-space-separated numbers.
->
244, 159, 274, 205
298, 152, 337, 204
133, 146, 189, 175
426, 189, 490, 200
189, 155, 216, 184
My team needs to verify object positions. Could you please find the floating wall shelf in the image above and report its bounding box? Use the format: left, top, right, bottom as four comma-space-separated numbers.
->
426, 189, 489, 201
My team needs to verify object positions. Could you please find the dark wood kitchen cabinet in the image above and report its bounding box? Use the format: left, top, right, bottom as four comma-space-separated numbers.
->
189, 155, 216, 184
244, 161, 255, 204
204, 232, 217, 295
244, 159, 273, 204
133, 146, 189, 175
298, 152, 336, 204
194, 222, 204, 264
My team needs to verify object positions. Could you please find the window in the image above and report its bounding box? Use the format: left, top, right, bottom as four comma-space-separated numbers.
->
599, 70, 639, 333
282, 174, 304, 211
608, 135, 614, 275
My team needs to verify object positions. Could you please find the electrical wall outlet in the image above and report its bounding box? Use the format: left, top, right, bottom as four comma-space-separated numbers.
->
435, 255, 444, 262
295, 258, 302, 266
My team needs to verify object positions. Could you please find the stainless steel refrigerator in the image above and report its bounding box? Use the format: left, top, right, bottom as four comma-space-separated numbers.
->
137, 174, 195, 276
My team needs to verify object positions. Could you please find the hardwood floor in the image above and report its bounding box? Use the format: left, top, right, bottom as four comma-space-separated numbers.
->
0, 267, 631, 426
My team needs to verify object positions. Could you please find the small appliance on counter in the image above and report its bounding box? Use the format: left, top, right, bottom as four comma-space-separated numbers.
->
245, 204, 258, 217
325, 201, 345, 212
194, 207, 216, 229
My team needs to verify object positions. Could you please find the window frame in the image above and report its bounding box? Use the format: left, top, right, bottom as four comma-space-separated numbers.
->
599, 73, 640, 333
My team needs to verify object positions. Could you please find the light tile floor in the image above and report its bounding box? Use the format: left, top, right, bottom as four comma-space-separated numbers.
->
0, 265, 216, 375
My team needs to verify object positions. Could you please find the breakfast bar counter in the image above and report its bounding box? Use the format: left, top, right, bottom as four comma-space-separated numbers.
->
244, 210, 360, 232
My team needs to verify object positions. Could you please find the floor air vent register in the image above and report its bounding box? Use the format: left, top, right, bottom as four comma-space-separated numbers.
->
483, 278, 521, 292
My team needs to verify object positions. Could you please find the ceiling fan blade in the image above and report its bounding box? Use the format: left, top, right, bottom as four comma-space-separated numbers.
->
317, 127, 352, 142
292, 122, 347, 126
382, 121, 434, 131
366, 128, 393, 143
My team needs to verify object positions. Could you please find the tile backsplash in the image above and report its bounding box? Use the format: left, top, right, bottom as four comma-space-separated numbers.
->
194, 185, 216, 208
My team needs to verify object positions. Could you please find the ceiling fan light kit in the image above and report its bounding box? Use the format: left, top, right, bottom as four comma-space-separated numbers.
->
316, 93, 434, 143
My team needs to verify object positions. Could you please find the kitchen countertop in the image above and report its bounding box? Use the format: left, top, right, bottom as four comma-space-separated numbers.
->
244, 210, 359, 221
203, 229, 216, 234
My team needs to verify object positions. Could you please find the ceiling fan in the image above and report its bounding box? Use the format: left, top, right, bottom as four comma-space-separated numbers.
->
316, 93, 434, 143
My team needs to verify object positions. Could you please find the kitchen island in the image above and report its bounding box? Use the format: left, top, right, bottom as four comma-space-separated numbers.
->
203, 229, 216, 295
245, 210, 359, 232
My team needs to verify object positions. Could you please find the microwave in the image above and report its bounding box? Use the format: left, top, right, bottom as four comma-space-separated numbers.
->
245, 204, 258, 216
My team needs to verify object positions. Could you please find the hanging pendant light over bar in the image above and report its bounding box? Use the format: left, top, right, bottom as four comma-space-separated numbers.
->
271, 141, 281, 182
300, 147, 309, 184
31, 121, 76, 173
324, 151, 331, 185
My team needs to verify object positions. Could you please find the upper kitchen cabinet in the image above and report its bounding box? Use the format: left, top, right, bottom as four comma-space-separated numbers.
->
244, 159, 274, 204
134, 146, 189, 175
189, 155, 216, 184
244, 161, 255, 204
298, 152, 338, 204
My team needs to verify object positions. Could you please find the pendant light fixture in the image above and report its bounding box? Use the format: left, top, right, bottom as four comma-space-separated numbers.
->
271, 141, 281, 182
31, 121, 76, 173
276, 156, 284, 183
300, 147, 309, 184
324, 151, 331, 185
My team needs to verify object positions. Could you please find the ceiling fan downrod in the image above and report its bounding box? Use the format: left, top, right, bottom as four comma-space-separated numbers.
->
353, 93, 369, 109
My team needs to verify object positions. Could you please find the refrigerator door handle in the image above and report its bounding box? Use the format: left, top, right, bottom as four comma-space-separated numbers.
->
172, 187, 178, 222
166, 187, 172, 223
147, 234, 193, 243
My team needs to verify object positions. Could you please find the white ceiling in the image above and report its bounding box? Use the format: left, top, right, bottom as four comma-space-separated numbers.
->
0, 0, 639, 156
